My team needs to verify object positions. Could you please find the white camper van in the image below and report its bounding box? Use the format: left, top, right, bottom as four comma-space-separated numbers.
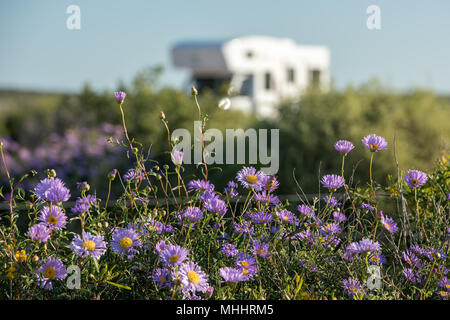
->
172, 36, 330, 118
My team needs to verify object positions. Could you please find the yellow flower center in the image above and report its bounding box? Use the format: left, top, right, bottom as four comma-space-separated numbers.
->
44, 267, 56, 279
158, 276, 166, 283
242, 268, 249, 275
241, 261, 250, 267
119, 237, 133, 250
47, 215, 58, 225
15, 250, 27, 263
384, 222, 391, 230
411, 179, 419, 186
82, 240, 96, 251
256, 249, 264, 255
7, 266, 17, 279
187, 271, 200, 284
245, 174, 258, 185
369, 143, 379, 151
283, 216, 289, 221
169, 254, 180, 263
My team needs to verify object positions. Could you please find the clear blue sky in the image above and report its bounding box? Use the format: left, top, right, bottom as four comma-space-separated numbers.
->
1, 0, 449, 94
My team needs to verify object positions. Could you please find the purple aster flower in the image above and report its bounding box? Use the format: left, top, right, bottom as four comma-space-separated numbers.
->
145, 218, 165, 234
34, 177, 70, 203
343, 242, 361, 261
171, 149, 184, 166
323, 195, 341, 208
342, 278, 366, 297
404, 170, 428, 188
114, 91, 126, 103
438, 277, 450, 290
224, 181, 238, 197
71, 232, 107, 259
123, 169, 144, 182
380, 211, 398, 233
187, 179, 214, 193
38, 205, 67, 230
163, 224, 175, 233
360, 203, 374, 211
368, 251, 387, 264
297, 204, 315, 218
251, 211, 273, 224
76, 181, 90, 191
252, 241, 271, 258
29, 224, 50, 242
357, 238, 381, 253
233, 221, 253, 234
333, 211, 347, 223
276, 210, 296, 224
155, 240, 167, 253
234, 253, 258, 279
292, 230, 314, 243
403, 268, 421, 284
361, 134, 388, 152
402, 250, 421, 268
178, 261, 209, 293
71, 195, 97, 214
219, 267, 248, 283
152, 268, 172, 288
111, 227, 142, 259
160, 244, 189, 266
320, 222, 341, 236
37, 257, 67, 290
236, 167, 264, 191
334, 140, 354, 154
178, 206, 204, 225
221, 243, 238, 257
253, 191, 280, 206
259, 175, 280, 192
203, 193, 227, 216
321, 174, 345, 190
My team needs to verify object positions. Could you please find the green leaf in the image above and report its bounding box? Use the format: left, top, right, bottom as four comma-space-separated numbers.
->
105, 281, 131, 290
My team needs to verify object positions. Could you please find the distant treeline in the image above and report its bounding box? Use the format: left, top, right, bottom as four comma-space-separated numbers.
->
0, 67, 449, 195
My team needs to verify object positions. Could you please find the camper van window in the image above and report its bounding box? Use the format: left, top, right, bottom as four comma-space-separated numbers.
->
309, 69, 321, 88
287, 68, 295, 83
240, 75, 253, 96
264, 72, 272, 90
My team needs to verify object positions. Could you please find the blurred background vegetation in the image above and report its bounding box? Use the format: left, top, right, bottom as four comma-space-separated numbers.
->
0, 66, 449, 196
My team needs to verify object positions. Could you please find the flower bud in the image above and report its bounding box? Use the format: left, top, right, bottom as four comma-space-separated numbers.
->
113, 91, 126, 104
191, 86, 198, 96
108, 169, 118, 180
26, 201, 33, 210
77, 181, 90, 192
160, 111, 166, 120
205, 286, 214, 298
45, 169, 57, 178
